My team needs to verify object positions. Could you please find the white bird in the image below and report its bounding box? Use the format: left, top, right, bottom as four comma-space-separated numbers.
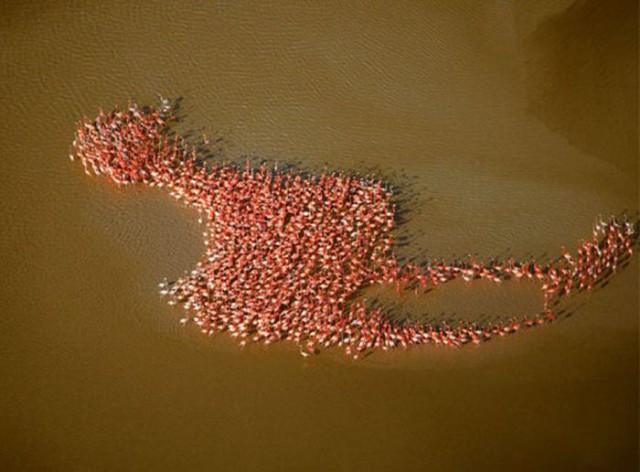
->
299, 346, 311, 358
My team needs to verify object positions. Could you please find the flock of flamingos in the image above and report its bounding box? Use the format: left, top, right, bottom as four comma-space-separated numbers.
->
69, 100, 637, 358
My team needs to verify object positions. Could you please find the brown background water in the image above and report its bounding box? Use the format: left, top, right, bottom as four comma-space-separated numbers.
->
0, 1, 637, 470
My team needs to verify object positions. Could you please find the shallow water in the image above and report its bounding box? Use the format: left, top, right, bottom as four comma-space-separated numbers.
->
1, 1, 637, 471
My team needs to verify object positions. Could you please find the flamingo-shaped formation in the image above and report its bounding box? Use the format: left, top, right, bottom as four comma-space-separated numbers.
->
69, 101, 637, 358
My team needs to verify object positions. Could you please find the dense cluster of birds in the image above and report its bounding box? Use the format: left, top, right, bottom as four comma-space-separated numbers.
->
70, 102, 637, 358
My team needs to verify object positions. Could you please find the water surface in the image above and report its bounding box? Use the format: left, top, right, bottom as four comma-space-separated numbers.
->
1, 1, 637, 470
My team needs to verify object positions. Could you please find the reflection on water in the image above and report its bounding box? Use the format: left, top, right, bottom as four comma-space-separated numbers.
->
0, 1, 637, 471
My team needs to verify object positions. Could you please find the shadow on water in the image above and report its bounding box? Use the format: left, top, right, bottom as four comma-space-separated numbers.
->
524, 0, 638, 175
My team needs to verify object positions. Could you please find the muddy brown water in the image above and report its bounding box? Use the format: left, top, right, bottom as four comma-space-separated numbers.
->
1, 1, 637, 471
